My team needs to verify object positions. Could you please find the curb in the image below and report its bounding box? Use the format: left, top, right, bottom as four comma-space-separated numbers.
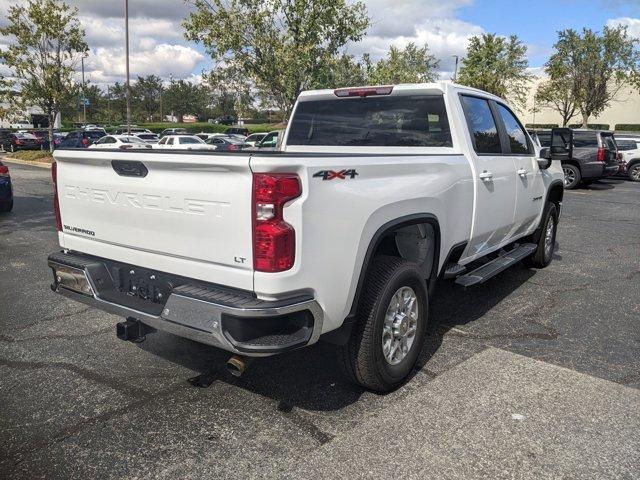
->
0, 156, 52, 169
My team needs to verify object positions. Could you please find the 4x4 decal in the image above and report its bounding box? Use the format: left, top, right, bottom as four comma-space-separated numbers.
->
313, 169, 358, 180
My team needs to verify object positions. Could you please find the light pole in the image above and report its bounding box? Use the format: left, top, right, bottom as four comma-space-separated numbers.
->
81, 56, 87, 124
125, 0, 131, 135
452, 55, 459, 83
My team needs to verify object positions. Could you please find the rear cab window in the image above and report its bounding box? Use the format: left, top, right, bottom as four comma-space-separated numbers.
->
286, 93, 453, 149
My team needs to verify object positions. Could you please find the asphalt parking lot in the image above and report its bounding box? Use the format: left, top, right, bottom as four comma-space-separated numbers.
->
1, 160, 639, 479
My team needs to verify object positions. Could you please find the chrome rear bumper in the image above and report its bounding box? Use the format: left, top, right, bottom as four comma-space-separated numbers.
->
48, 251, 323, 357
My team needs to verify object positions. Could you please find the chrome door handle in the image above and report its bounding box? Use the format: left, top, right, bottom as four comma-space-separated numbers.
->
517, 168, 528, 177
479, 171, 494, 182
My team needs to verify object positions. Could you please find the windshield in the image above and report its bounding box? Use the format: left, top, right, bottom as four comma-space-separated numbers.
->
288, 94, 452, 147
120, 136, 146, 144
180, 137, 204, 144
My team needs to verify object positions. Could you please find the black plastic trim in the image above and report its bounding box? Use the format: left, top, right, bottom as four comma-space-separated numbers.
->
344, 213, 441, 323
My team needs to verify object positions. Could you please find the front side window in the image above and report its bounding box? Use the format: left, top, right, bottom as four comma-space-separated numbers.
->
461, 96, 501, 154
497, 104, 530, 154
180, 137, 202, 144
287, 95, 452, 147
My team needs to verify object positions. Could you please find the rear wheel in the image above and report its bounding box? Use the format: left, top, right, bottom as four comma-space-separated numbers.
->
562, 164, 581, 189
338, 256, 429, 392
524, 202, 558, 269
628, 163, 640, 182
0, 200, 13, 213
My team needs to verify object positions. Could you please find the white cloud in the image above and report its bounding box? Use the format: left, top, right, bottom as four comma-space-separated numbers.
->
607, 17, 640, 38
351, 0, 483, 73
86, 44, 204, 84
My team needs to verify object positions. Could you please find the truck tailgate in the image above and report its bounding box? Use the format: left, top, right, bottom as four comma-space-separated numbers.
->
54, 150, 254, 289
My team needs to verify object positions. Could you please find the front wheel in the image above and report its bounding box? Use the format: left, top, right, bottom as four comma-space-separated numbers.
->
337, 256, 429, 392
524, 202, 558, 269
562, 164, 581, 189
628, 163, 640, 182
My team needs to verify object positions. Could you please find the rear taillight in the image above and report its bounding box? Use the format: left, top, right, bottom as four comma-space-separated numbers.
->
597, 147, 606, 162
252, 173, 301, 272
81, 137, 90, 147
52, 161, 62, 231
228, 144, 239, 151
15, 139, 23, 145
0, 164, 9, 177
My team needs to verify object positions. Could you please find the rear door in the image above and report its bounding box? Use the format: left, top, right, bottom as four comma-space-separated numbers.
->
54, 150, 255, 289
460, 95, 517, 255
494, 102, 544, 236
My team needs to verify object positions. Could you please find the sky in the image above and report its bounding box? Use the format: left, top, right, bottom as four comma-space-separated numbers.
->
1, 0, 639, 87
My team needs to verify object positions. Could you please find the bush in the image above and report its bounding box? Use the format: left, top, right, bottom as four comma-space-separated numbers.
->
568, 123, 610, 130
614, 124, 640, 132
525, 123, 558, 129
7, 150, 53, 163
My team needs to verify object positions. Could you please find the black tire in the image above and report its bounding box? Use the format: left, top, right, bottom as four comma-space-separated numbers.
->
628, 162, 640, 182
524, 202, 558, 269
337, 256, 429, 392
562, 164, 581, 189
0, 200, 13, 213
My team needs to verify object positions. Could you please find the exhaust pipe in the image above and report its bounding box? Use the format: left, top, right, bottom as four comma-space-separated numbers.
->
226, 355, 253, 377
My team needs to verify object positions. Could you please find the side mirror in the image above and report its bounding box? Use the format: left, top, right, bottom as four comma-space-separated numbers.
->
537, 147, 552, 170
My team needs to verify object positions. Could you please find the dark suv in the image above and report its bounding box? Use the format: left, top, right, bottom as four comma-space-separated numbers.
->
530, 129, 619, 189
58, 130, 105, 148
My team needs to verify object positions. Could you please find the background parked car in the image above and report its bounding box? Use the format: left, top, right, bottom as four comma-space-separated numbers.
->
246, 130, 283, 151
0, 160, 12, 212
204, 135, 244, 151
531, 128, 619, 189
154, 135, 213, 150
133, 132, 160, 144
30, 130, 50, 149
89, 135, 152, 150
613, 136, 640, 182
9, 119, 33, 129
160, 128, 188, 137
1, 132, 40, 152
52, 132, 67, 150
225, 127, 249, 137
213, 115, 236, 125
58, 130, 105, 148
113, 126, 152, 135
243, 132, 267, 147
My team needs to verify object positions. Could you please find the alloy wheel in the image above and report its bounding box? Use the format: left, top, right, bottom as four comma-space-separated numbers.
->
382, 286, 419, 365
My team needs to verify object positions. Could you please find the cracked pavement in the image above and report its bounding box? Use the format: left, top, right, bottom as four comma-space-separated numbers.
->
1, 161, 639, 479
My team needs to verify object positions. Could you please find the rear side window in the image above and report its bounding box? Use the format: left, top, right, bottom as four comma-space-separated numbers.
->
572, 131, 597, 148
461, 96, 501, 154
496, 104, 530, 154
536, 132, 551, 147
287, 95, 452, 147
616, 139, 638, 151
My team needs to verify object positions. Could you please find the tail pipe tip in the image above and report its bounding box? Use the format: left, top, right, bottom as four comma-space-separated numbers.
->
226, 355, 253, 378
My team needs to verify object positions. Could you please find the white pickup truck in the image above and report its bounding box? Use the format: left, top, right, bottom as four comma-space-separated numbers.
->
48, 83, 564, 392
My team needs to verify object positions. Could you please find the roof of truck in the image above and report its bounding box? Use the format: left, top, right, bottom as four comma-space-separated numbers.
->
297, 81, 506, 104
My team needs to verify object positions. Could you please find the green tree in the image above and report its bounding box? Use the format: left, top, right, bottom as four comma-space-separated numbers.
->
107, 82, 128, 124
366, 43, 439, 85
0, 0, 88, 150
312, 53, 369, 89
546, 26, 640, 127
534, 78, 578, 127
458, 34, 531, 108
163, 79, 209, 121
183, 0, 370, 116
132, 75, 164, 122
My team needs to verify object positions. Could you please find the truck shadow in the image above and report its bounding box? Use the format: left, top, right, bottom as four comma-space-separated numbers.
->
137, 261, 541, 412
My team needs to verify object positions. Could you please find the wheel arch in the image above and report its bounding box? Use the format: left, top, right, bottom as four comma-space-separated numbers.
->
345, 213, 441, 323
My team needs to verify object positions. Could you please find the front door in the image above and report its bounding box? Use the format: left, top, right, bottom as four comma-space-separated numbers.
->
495, 103, 545, 237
